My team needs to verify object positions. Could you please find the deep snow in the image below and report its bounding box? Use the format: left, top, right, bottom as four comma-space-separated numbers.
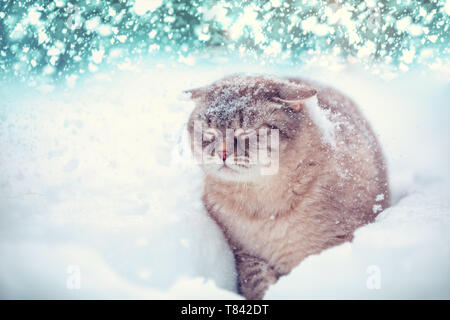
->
0, 62, 449, 299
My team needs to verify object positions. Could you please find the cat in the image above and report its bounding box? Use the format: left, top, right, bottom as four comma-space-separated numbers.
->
186, 74, 390, 299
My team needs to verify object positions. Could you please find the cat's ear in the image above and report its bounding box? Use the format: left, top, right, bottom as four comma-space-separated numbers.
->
273, 82, 317, 111
184, 87, 207, 100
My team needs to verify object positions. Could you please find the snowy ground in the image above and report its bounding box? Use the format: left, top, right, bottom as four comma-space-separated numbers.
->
0, 61, 449, 299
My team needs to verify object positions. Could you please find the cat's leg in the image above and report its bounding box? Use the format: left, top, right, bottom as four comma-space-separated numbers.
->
234, 249, 280, 300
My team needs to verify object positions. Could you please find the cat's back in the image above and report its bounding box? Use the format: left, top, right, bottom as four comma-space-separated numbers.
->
286, 76, 368, 126
287, 76, 390, 216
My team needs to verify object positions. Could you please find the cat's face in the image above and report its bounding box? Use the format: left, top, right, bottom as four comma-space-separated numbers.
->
187, 75, 316, 182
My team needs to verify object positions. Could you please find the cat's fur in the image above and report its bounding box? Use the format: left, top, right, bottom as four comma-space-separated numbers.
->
186, 74, 390, 300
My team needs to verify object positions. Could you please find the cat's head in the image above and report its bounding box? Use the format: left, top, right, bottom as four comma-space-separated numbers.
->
186, 74, 316, 182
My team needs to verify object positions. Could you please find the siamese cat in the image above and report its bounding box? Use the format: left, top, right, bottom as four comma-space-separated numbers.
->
186, 74, 390, 299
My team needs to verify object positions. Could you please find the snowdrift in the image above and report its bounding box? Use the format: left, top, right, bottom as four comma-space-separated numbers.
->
0, 63, 449, 299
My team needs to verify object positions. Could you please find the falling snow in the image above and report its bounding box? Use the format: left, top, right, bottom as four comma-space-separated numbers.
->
0, 0, 448, 83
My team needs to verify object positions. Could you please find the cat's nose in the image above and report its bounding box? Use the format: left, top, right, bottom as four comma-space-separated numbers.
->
218, 150, 228, 161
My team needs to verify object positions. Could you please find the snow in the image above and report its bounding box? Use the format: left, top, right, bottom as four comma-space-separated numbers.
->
267, 184, 450, 299
304, 95, 336, 148
134, 0, 164, 16
0, 67, 239, 299
0, 61, 449, 299
201, 74, 293, 126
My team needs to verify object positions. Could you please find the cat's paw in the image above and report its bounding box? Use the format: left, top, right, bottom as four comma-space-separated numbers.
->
236, 254, 279, 300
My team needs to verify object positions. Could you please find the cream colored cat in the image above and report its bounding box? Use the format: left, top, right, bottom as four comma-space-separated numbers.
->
186, 74, 390, 299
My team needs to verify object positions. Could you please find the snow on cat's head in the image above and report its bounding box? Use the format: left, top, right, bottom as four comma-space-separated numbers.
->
186, 74, 316, 182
